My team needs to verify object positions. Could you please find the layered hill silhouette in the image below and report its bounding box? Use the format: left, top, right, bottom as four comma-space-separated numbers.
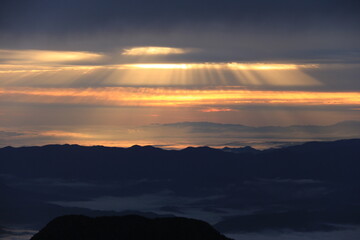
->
30, 215, 231, 240
0, 139, 359, 183
0, 139, 359, 234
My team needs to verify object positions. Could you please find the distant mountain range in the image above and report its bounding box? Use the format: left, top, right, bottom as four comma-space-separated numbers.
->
0, 139, 359, 236
1, 139, 359, 182
153, 120, 360, 136
141, 120, 360, 148
1, 121, 359, 150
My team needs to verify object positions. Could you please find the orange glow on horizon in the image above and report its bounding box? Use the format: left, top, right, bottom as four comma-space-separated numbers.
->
39, 130, 92, 139
0, 87, 359, 107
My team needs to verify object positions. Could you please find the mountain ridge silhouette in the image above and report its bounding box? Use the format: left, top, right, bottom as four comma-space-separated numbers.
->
0, 139, 359, 234
30, 215, 231, 240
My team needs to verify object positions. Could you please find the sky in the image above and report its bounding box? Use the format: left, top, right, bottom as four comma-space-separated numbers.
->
0, 0, 359, 148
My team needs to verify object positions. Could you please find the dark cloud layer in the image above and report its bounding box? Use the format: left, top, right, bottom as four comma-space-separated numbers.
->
1, 0, 359, 33
1, 0, 359, 64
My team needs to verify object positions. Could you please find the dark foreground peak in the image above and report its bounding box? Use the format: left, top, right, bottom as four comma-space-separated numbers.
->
30, 215, 231, 240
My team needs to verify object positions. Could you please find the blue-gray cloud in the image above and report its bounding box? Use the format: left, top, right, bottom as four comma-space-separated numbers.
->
0, 0, 359, 65
1, 0, 359, 34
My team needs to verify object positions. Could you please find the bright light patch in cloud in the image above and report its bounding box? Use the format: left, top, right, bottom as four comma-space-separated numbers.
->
122, 47, 188, 56
121, 63, 318, 70
0, 49, 104, 64
201, 108, 235, 112
227, 63, 319, 70
0, 62, 317, 71
123, 64, 190, 69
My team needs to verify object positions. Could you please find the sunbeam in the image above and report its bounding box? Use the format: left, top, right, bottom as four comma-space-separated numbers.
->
0, 61, 322, 87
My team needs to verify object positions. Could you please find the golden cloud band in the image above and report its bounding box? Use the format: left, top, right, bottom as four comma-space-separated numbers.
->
1, 87, 359, 107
